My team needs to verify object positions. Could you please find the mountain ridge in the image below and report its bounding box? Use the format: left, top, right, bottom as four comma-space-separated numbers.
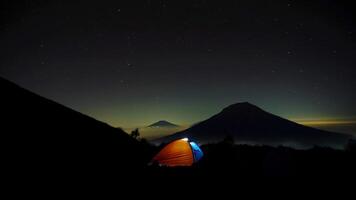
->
155, 102, 351, 148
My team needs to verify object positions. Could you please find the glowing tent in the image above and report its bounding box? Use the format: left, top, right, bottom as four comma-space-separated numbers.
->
152, 138, 203, 167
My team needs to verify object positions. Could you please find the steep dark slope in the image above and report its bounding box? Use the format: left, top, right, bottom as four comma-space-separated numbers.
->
1, 77, 149, 177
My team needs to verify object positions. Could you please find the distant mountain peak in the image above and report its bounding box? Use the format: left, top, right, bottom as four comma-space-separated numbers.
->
221, 102, 263, 113
148, 120, 179, 128
155, 102, 351, 148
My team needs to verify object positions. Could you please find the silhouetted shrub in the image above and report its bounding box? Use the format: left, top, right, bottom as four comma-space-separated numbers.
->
130, 128, 140, 139
221, 134, 234, 145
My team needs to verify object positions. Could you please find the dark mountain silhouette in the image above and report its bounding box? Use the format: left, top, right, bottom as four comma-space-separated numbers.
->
2, 77, 355, 180
147, 120, 179, 128
156, 102, 351, 148
1, 77, 151, 178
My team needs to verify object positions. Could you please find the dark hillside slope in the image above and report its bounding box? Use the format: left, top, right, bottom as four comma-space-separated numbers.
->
1, 77, 149, 177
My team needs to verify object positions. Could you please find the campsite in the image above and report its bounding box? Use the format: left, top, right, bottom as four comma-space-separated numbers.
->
2, 76, 355, 179
2, 1, 356, 182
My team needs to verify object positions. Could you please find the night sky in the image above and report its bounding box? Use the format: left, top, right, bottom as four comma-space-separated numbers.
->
1, 1, 356, 130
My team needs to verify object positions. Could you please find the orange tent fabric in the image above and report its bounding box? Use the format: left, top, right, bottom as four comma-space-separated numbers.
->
152, 139, 194, 167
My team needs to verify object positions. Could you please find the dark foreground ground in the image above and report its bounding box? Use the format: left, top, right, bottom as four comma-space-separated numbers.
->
144, 140, 356, 178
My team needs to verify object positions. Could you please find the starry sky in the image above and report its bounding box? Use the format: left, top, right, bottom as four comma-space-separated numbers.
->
1, 0, 356, 130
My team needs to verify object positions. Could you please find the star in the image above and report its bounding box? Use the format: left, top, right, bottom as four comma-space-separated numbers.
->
119, 79, 129, 88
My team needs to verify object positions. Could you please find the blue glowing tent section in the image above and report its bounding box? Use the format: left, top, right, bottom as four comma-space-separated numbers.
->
189, 142, 204, 162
